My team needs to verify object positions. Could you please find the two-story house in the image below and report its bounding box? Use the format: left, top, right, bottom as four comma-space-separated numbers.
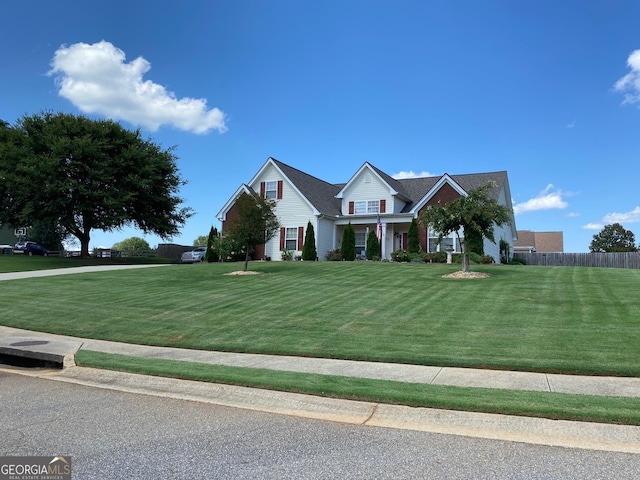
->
217, 157, 517, 262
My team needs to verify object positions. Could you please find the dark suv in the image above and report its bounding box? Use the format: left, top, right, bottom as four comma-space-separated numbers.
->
14, 241, 49, 256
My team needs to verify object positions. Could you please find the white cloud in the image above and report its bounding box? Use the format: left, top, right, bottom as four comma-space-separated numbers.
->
582, 206, 640, 230
392, 170, 435, 179
603, 206, 640, 224
613, 49, 640, 105
565, 212, 580, 218
566, 120, 576, 128
48, 41, 227, 134
512, 184, 568, 215
582, 223, 604, 230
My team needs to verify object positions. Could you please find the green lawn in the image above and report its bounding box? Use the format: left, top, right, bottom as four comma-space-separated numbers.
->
0, 254, 172, 272
2, 261, 639, 376
76, 350, 640, 425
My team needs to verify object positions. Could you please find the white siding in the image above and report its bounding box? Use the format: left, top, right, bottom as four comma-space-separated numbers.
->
483, 185, 515, 263
251, 164, 315, 261
392, 197, 406, 214
341, 168, 392, 214
316, 217, 335, 261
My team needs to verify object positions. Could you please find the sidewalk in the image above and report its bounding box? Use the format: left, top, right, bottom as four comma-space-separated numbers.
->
2, 325, 640, 398
2, 325, 640, 454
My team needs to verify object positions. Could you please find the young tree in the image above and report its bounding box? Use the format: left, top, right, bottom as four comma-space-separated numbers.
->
589, 223, 638, 252
301, 221, 317, 261
225, 193, 280, 271
0, 112, 192, 257
407, 217, 421, 254
419, 182, 511, 272
205, 226, 220, 263
341, 223, 356, 261
366, 230, 380, 260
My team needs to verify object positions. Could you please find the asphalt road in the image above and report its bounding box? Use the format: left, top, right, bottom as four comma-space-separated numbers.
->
2, 368, 639, 480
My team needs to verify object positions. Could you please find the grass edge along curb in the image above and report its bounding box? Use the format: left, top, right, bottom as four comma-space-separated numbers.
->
76, 350, 640, 426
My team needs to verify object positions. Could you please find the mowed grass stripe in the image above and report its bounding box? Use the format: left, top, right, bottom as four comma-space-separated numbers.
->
2, 261, 639, 376
76, 350, 640, 426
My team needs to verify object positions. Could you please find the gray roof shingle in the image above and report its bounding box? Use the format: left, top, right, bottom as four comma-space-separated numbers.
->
270, 158, 508, 217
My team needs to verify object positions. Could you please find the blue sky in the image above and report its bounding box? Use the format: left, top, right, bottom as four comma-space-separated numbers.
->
3, 0, 640, 252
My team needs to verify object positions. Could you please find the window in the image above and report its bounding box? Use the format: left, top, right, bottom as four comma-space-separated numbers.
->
351, 200, 379, 214
265, 181, 277, 199
285, 227, 298, 250
427, 231, 460, 252
354, 201, 366, 214
355, 232, 366, 255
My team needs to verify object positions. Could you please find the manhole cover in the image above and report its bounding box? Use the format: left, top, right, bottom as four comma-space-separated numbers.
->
9, 340, 50, 347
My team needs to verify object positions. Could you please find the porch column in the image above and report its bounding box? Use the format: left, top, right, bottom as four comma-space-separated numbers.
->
381, 223, 387, 259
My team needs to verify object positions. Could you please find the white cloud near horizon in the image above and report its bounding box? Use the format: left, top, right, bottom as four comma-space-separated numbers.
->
392, 170, 436, 179
48, 41, 227, 134
613, 49, 640, 106
512, 184, 568, 215
583, 206, 640, 230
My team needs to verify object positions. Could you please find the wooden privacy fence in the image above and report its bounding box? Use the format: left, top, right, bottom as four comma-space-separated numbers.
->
157, 243, 195, 259
514, 252, 640, 269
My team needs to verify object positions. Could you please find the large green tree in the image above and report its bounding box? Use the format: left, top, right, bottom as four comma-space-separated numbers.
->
225, 192, 280, 271
589, 223, 638, 252
0, 112, 192, 257
112, 236, 151, 252
419, 182, 511, 272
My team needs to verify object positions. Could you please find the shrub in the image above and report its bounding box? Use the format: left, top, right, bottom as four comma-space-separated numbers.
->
425, 251, 447, 263
302, 221, 317, 261
390, 249, 410, 262
410, 255, 425, 263
341, 223, 356, 261
325, 249, 342, 261
205, 226, 220, 263
366, 231, 380, 260
509, 256, 527, 265
480, 255, 494, 264
281, 248, 294, 261
407, 218, 421, 254
469, 252, 482, 264
219, 237, 246, 262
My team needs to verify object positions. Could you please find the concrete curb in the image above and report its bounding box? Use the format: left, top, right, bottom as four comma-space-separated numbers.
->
11, 366, 639, 455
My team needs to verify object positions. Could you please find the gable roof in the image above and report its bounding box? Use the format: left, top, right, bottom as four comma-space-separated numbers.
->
221, 159, 515, 231
336, 162, 411, 201
216, 184, 257, 221
270, 158, 343, 217
397, 171, 508, 212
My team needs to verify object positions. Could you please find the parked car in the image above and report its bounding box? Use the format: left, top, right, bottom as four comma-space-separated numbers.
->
14, 241, 49, 256
181, 246, 206, 263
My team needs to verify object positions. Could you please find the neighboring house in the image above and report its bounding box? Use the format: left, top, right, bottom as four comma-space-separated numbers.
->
1, 224, 21, 245
1, 224, 23, 253
217, 157, 518, 262
513, 230, 564, 253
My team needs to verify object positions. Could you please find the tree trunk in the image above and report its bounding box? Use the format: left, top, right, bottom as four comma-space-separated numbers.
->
243, 248, 250, 272
459, 234, 469, 272
80, 234, 91, 258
